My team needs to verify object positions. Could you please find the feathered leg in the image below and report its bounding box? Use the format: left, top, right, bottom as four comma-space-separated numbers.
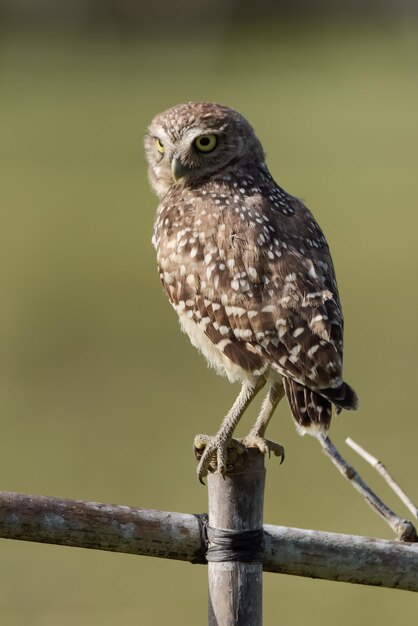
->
242, 383, 285, 460
194, 377, 265, 483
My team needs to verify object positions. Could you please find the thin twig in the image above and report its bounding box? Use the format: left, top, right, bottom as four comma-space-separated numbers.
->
318, 435, 418, 542
346, 437, 418, 520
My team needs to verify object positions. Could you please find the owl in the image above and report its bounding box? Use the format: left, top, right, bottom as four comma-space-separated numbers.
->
145, 102, 358, 483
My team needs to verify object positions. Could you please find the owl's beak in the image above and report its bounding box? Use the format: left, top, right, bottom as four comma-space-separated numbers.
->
171, 157, 191, 182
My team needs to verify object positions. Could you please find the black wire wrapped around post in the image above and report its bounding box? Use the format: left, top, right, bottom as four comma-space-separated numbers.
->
206, 449, 266, 626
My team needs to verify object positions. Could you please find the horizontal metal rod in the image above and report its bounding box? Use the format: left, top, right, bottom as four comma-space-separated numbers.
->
0, 491, 417, 592
262, 524, 418, 590
0, 491, 204, 562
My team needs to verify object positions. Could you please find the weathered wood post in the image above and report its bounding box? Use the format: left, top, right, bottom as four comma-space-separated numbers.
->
206, 449, 266, 626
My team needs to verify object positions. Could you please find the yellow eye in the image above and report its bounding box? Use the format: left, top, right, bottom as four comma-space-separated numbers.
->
194, 134, 217, 153
155, 138, 165, 153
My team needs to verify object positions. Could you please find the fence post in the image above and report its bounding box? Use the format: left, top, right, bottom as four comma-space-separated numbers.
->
207, 448, 266, 626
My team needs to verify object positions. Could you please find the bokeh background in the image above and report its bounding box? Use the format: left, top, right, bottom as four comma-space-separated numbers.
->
1, 1, 418, 624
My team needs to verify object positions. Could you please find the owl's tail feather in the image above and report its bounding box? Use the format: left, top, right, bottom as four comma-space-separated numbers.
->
283, 378, 359, 435
319, 382, 359, 414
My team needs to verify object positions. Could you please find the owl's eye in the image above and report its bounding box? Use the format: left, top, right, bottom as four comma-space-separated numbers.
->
155, 138, 165, 153
194, 134, 218, 153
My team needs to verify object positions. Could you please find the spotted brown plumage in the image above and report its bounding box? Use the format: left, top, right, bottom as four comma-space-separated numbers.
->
145, 101, 358, 481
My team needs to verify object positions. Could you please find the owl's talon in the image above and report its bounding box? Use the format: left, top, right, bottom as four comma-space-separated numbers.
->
194, 434, 211, 455
194, 434, 246, 483
241, 434, 285, 464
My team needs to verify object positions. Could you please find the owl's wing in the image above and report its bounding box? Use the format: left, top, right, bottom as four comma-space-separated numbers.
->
245, 250, 344, 387
162, 230, 339, 383
209, 195, 345, 380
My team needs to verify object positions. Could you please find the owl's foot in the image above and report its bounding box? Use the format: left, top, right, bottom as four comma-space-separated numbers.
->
194, 434, 246, 484
241, 434, 285, 463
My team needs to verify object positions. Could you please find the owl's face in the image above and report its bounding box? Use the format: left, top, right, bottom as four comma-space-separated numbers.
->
145, 102, 264, 198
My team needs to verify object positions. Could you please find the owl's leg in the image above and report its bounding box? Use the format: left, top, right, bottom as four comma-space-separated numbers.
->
194, 377, 265, 483
241, 383, 285, 461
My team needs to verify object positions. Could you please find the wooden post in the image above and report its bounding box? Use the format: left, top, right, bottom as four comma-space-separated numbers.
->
207, 449, 266, 626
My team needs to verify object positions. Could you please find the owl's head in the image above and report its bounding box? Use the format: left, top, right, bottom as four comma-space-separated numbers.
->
144, 102, 264, 198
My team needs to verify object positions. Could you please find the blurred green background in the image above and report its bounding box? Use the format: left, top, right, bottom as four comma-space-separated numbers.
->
1, 1, 418, 624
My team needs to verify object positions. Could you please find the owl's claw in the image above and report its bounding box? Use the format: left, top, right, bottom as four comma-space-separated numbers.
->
240, 434, 285, 464
194, 434, 246, 484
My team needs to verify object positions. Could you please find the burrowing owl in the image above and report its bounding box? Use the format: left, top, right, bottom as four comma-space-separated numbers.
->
145, 102, 358, 482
